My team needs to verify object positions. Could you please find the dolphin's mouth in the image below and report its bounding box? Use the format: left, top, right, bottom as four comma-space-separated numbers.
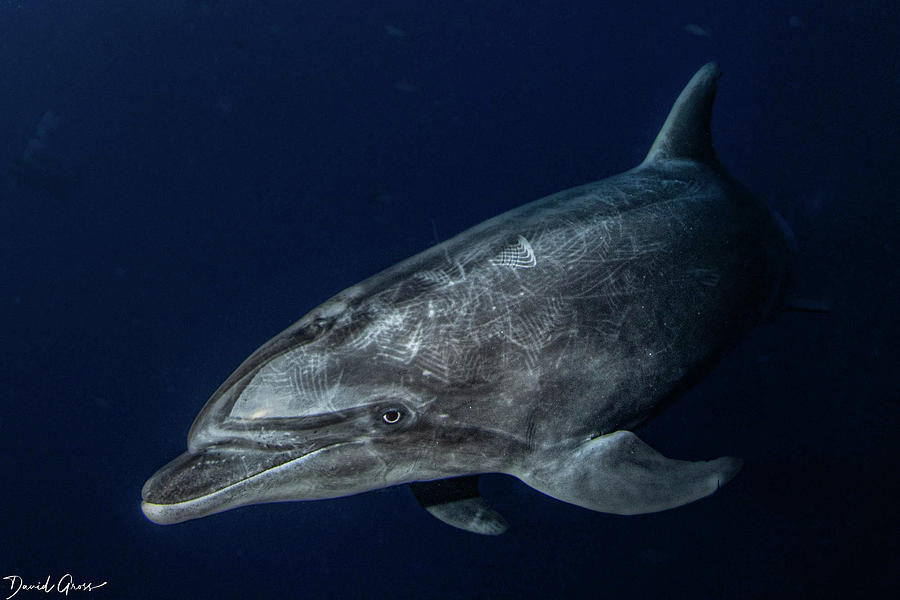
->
140, 443, 346, 525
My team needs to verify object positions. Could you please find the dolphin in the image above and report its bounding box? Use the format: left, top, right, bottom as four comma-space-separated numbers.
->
142, 62, 794, 535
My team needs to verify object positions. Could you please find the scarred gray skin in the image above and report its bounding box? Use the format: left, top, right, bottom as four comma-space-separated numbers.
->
142, 63, 793, 530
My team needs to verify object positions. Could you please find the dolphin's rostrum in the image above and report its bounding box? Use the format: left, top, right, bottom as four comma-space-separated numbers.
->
142, 63, 793, 534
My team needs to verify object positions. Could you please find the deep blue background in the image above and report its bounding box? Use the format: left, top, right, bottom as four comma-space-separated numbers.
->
2, 1, 897, 598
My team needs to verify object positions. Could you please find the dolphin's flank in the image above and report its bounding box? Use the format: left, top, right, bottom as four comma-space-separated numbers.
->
142, 62, 793, 534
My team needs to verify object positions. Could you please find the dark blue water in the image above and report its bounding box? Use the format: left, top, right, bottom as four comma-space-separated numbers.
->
2, 1, 897, 598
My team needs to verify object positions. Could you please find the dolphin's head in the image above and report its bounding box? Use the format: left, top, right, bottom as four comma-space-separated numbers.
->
141, 290, 519, 525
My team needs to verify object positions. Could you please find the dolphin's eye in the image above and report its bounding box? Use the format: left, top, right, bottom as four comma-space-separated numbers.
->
382, 409, 402, 424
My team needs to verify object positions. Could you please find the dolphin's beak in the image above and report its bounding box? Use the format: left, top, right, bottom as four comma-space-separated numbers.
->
142, 324, 387, 525
141, 441, 355, 524
140, 448, 297, 524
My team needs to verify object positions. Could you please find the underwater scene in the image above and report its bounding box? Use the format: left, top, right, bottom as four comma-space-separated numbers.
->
1, 1, 897, 598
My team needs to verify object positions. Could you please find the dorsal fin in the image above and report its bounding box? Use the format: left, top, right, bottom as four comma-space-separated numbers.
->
642, 62, 721, 165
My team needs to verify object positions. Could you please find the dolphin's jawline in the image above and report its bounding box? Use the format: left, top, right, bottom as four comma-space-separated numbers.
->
141, 441, 352, 525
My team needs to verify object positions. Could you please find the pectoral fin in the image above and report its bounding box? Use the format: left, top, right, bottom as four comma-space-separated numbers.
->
516, 431, 742, 515
410, 475, 509, 535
